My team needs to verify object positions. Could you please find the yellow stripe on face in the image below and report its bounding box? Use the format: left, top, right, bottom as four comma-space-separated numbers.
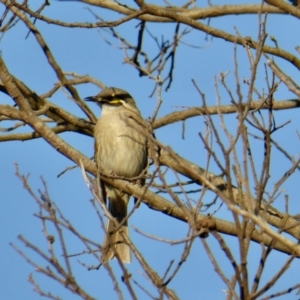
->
109, 99, 125, 105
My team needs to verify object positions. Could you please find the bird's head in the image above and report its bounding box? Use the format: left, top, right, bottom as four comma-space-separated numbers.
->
85, 87, 139, 113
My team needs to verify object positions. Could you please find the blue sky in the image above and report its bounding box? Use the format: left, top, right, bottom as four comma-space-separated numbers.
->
1, 1, 300, 299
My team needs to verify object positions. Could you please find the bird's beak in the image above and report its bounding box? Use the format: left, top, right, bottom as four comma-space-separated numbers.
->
84, 96, 97, 102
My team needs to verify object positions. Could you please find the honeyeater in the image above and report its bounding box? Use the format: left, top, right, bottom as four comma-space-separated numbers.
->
85, 87, 148, 263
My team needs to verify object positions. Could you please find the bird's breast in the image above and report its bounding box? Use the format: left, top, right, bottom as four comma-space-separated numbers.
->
94, 113, 147, 178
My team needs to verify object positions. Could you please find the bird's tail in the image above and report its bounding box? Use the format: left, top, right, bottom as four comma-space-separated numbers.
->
102, 193, 131, 263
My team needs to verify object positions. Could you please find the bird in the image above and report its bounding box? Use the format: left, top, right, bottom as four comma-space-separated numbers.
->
85, 87, 148, 263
